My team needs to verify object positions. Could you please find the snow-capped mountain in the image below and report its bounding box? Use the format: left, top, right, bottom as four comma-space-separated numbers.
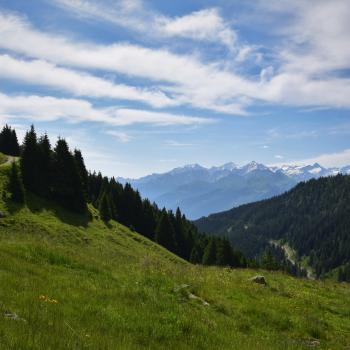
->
118, 161, 349, 219
272, 162, 347, 181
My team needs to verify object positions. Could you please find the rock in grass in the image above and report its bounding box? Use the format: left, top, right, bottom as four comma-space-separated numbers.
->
3, 311, 26, 322
173, 284, 190, 293
250, 275, 267, 285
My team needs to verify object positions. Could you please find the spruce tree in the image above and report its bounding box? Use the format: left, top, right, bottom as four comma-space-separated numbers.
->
74, 149, 89, 198
140, 199, 156, 239
174, 207, 187, 258
0, 125, 20, 156
202, 239, 217, 265
38, 134, 52, 198
20, 125, 41, 194
216, 238, 233, 266
99, 192, 112, 222
52, 138, 86, 213
10, 129, 20, 156
189, 245, 202, 264
8, 162, 25, 203
155, 210, 177, 252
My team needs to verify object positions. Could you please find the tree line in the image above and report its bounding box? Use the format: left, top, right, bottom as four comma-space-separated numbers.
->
3, 124, 246, 268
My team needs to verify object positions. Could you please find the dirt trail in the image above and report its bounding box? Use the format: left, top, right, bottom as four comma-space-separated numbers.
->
0, 156, 16, 167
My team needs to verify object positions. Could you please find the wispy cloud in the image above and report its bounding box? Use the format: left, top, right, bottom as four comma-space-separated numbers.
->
1, 2, 350, 117
0, 54, 176, 108
272, 149, 350, 168
158, 8, 236, 51
0, 91, 214, 126
53, 1, 238, 51
164, 140, 194, 147
297, 149, 350, 168
105, 130, 132, 143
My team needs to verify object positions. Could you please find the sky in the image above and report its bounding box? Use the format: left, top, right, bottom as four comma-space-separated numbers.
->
0, 0, 349, 178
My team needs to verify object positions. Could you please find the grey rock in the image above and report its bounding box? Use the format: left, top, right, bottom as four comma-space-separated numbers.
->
250, 275, 267, 285
4, 311, 26, 322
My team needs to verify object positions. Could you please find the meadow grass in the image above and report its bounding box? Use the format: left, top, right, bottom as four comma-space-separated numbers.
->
0, 164, 349, 349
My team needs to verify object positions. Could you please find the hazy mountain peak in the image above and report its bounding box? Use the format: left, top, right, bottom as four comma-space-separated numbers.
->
240, 161, 268, 173
214, 162, 238, 171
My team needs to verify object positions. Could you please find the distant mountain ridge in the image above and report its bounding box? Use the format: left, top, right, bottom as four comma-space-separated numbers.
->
194, 174, 350, 281
119, 161, 350, 219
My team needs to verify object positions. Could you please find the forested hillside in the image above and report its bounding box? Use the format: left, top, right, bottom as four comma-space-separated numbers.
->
195, 175, 350, 281
1, 124, 245, 268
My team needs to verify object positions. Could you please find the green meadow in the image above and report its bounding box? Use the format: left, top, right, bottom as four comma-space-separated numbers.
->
0, 156, 349, 349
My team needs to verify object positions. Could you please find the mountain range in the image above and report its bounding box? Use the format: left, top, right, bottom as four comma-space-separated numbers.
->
119, 161, 350, 219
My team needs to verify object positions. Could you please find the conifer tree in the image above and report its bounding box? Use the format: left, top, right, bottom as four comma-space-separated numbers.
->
155, 210, 177, 252
0, 125, 20, 156
174, 207, 187, 258
140, 199, 157, 239
20, 125, 41, 194
8, 162, 25, 203
202, 239, 217, 265
189, 245, 202, 264
216, 238, 234, 266
261, 250, 279, 271
51, 138, 86, 213
10, 129, 20, 156
37, 134, 52, 198
74, 149, 89, 198
99, 192, 112, 222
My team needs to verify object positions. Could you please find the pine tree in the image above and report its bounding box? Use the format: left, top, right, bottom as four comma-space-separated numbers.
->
99, 192, 112, 222
202, 239, 217, 265
0, 125, 20, 156
51, 138, 86, 213
155, 210, 177, 252
189, 245, 202, 264
10, 129, 20, 156
174, 207, 187, 258
261, 250, 279, 271
8, 162, 25, 203
140, 199, 156, 239
20, 125, 41, 194
216, 238, 234, 266
74, 149, 89, 198
37, 134, 52, 198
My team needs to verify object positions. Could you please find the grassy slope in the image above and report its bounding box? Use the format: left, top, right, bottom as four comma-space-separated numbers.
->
0, 160, 350, 349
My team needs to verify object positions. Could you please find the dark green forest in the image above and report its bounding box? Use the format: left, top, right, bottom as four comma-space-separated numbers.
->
1, 125, 245, 268
196, 175, 350, 281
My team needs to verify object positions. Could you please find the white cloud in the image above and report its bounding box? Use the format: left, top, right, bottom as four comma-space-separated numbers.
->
158, 8, 236, 51
53, 1, 238, 51
0, 54, 176, 108
164, 140, 194, 147
1, 8, 350, 115
105, 130, 132, 142
52, 0, 148, 31
272, 149, 350, 168
0, 91, 215, 126
274, 155, 284, 159
298, 149, 350, 168
0, 12, 251, 114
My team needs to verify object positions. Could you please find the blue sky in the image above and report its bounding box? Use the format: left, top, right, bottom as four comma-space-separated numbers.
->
0, 0, 349, 177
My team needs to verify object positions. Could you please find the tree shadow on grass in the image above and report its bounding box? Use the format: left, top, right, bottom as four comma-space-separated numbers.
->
3, 194, 25, 215
24, 192, 91, 228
